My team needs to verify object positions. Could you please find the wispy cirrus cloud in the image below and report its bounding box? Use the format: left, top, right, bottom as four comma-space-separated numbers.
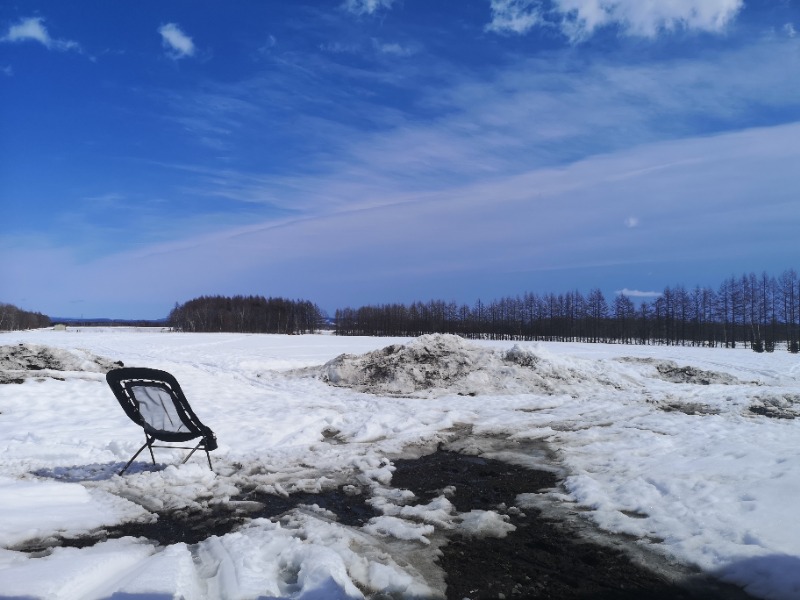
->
487, 0, 745, 40
554, 0, 744, 40
319, 38, 417, 58
7, 121, 798, 317
154, 30, 800, 218
1, 16, 81, 52
486, 0, 544, 35
342, 0, 396, 16
158, 23, 195, 59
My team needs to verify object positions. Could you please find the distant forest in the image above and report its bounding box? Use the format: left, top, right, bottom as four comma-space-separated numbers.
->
5, 270, 800, 353
168, 295, 324, 334
0, 303, 51, 331
334, 270, 800, 352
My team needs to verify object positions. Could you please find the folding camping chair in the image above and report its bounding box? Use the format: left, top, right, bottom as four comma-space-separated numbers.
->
106, 367, 218, 475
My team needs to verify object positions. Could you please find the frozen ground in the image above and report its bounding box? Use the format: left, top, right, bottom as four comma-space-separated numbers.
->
0, 328, 799, 599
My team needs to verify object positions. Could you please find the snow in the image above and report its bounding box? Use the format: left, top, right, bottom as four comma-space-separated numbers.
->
1, 327, 800, 598
0, 476, 151, 548
456, 510, 516, 538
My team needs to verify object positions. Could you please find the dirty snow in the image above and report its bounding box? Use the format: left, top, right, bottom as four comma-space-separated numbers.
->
0, 343, 122, 384
0, 328, 799, 599
316, 333, 632, 397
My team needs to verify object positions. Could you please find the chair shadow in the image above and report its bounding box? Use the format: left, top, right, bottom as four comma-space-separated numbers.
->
32, 461, 166, 482
715, 553, 800, 599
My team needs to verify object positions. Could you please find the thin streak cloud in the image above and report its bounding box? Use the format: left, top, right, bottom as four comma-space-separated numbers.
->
616, 288, 662, 298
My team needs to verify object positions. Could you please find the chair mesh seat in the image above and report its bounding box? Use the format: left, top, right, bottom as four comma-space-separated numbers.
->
131, 384, 191, 435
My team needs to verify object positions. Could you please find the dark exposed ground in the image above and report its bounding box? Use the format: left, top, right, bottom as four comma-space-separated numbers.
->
24, 449, 755, 600
391, 450, 753, 600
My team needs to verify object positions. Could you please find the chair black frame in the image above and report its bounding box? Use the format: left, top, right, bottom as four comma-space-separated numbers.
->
106, 367, 218, 475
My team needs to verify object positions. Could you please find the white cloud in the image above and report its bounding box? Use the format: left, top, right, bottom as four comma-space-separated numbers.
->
1, 65, 12, 76
486, 0, 543, 35
555, 0, 744, 40
343, 0, 395, 16
624, 216, 639, 228
616, 288, 662, 298
1, 16, 81, 52
487, 0, 745, 40
373, 39, 416, 57
158, 23, 195, 59
785, 23, 797, 38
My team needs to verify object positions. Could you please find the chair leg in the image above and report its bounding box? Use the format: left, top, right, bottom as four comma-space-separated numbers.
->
179, 442, 213, 472
181, 442, 202, 464
119, 440, 150, 476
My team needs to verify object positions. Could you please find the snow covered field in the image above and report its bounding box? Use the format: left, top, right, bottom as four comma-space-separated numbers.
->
1, 328, 799, 599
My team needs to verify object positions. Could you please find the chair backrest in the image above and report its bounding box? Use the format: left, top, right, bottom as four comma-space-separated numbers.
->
106, 367, 217, 449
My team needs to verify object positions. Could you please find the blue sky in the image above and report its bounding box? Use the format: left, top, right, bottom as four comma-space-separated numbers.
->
2, 0, 799, 319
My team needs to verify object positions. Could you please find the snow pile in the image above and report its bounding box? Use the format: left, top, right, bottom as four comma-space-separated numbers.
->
0, 343, 122, 384
319, 333, 629, 397
748, 393, 800, 419
456, 509, 516, 538
618, 356, 743, 385
189, 514, 438, 600
363, 500, 515, 545
95, 464, 240, 513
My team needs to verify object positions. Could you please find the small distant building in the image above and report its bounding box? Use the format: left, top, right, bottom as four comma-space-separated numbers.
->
53, 323, 67, 331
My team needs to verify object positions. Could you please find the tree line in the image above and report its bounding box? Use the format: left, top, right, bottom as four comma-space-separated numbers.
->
334, 269, 800, 352
0, 303, 51, 331
6, 269, 800, 350
168, 295, 325, 334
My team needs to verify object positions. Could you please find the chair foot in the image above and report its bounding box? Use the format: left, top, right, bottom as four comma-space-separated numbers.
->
119, 441, 149, 476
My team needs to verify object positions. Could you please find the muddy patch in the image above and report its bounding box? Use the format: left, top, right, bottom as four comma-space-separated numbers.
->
13, 505, 244, 553
18, 446, 753, 599
391, 450, 557, 512
14, 484, 380, 554
659, 402, 722, 416
239, 485, 379, 527
391, 450, 750, 600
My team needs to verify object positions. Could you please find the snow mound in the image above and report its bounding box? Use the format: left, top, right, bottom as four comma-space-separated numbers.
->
749, 393, 800, 420
456, 509, 516, 538
0, 344, 122, 384
318, 334, 628, 397
618, 357, 741, 385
